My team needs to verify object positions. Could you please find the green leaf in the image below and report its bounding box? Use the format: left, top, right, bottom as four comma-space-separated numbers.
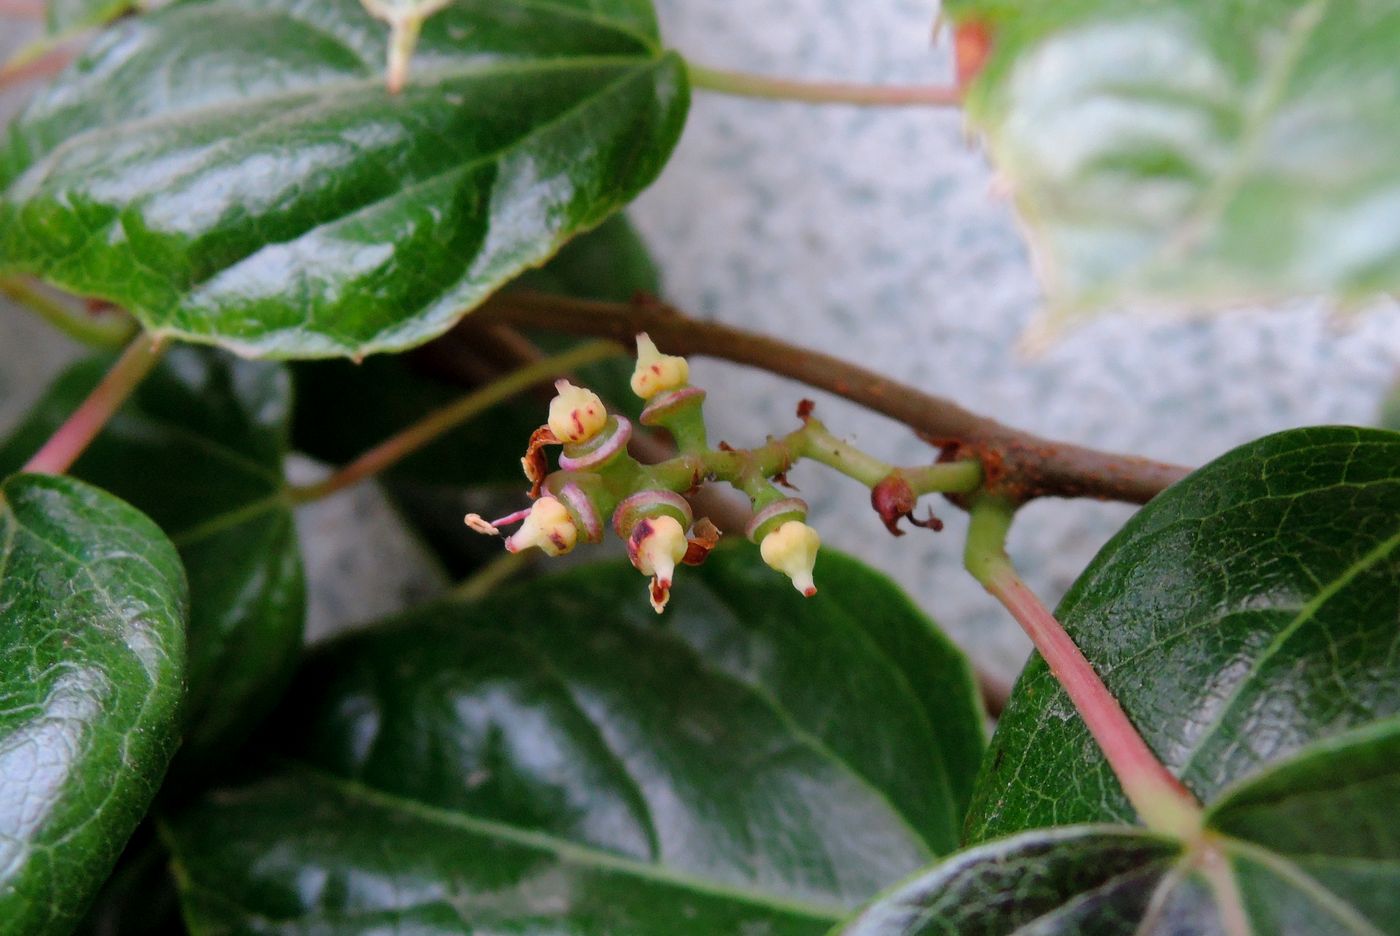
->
72, 823, 184, 936
513, 210, 662, 304
946, 1, 1400, 316
0, 347, 303, 768
0, 473, 186, 934
840, 719, 1400, 934
967, 426, 1400, 841
0, 0, 688, 359
291, 214, 657, 487
163, 549, 985, 933
839, 827, 1184, 935
1206, 718, 1400, 932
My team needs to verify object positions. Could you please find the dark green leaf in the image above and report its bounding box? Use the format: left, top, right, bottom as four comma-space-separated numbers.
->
0, 473, 186, 934
291, 214, 657, 487
839, 827, 1185, 936
0, 0, 688, 359
164, 548, 985, 932
967, 426, 1400, 840
0, 347, 303, 768
841, 719, 1400, 934
293, 352, 534, 487
1207, 717, 1400, 931
72, 823, 184, 936
946, 1, 1400, 316
513, 211, 661, 304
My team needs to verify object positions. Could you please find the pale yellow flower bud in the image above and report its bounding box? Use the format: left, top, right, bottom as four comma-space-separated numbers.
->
504, 496, 578, 557
630, 333, 690, 400
548, 380, 607, 444
630, 515, 689, 613
760, 520, 820, 597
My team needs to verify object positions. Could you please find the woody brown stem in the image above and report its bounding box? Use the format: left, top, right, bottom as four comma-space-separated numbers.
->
477, 291, 1191, 505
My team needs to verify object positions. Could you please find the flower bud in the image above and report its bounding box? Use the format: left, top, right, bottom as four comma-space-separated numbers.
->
628, 514, 689, 613
760, 520, 820, 597
630, 333, 690, 400
548, 380, 607, 444
504, 496, 578, 557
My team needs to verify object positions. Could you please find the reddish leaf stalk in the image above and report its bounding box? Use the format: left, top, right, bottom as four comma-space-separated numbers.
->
687, 62, 962, 108
0, 44, 75, 91
23, 333, 165, 475
965, 497, 1202, 838
0, 0, 43, 18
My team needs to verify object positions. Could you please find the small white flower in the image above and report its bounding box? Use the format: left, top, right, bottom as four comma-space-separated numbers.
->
630, 333, 690, 400
628, 514, 689, 613
504, 496, 578, 557
760, 520, 820, 596
548, 380, 607, 444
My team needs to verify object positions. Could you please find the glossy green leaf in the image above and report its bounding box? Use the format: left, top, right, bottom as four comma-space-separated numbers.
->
967, 426, 1400, 840
840, 719, 1400, 934
946, 0, 1400, 316
0, 0, 687, 359
0, 473, 186, 934
1206, 718, 1400, 931
512, 211, 661, 304
292, 213, 657, 487
839, 827, 1186, 936
164, 549, 985, 933
0, 347, 303, 767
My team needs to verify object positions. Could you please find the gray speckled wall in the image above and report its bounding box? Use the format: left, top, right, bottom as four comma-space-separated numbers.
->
3, 4, 1399, 682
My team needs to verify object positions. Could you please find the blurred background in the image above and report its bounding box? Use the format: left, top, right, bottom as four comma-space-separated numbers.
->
3, 0, 1398, 686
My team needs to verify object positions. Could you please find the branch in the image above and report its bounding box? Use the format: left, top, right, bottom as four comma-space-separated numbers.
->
288, 340, 626, 503
23, 332, 165, 475
687, 62, 962, 108
477, 291, 1192, 505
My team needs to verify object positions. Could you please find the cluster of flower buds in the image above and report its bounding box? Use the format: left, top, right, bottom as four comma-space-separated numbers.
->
466, 334, 822, 611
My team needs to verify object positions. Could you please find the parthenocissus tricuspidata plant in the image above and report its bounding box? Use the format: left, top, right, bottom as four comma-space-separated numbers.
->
466, 333, 979, 613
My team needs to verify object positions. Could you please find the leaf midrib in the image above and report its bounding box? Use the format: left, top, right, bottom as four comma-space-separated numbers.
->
285, 765, 848, 924
707, 576, 963, 852
7, 53, 659, 197
1176, 524, 1400, 782
1219, 837, 1386, 936
1141, 0, 1329, 274
571, 577, 940, 862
